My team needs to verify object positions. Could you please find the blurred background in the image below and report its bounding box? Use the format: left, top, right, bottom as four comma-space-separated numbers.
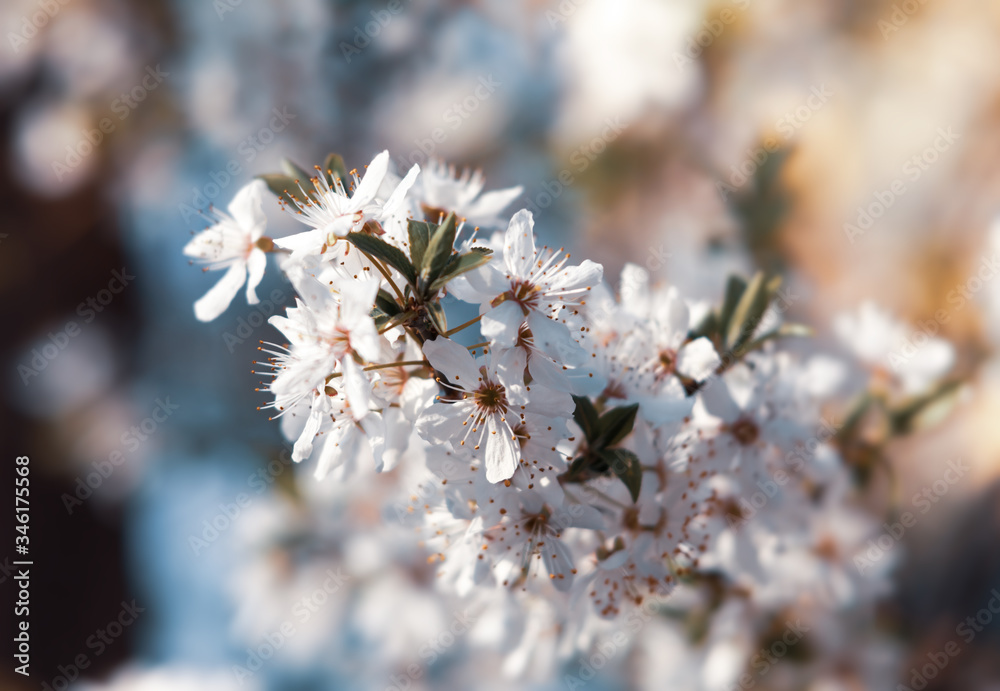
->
3, 0, 1000, 689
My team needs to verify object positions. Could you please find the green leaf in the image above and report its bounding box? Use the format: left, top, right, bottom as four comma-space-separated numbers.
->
375, 309, 417, 333
725, 272, 771, 353
741, 323, 812, 354
427, 250, 494, 292
421, 212, 458, 287
596, 403, 639, 448
407, 219, 434, 268
572, 395, 600, 442
281, 158, 313, 182
718, 275, 748, 337
600, 448, 643, 503
257, 173, 308, 208
345, 232, 417, 286
426, 301, 447, 334
321, 153, 348, 187
375, 289, 401, 317
889, 379, 963, 435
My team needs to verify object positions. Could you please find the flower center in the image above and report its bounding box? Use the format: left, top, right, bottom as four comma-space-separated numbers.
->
508, 279, 540, 310
729, 417, 760, 446
655, 348, 677, 378
474, 381, 508, 414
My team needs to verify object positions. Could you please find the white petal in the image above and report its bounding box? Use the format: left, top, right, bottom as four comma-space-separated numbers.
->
352, 150, 390, 206
227, 179, 268, 240
382, 163, 420, 216
481, 300, 525, 348
545, 259, 603, 293
466, 185, 523, 225
342, 358, 372, 419
676, 337, 721, 382
524, 351, 571, 392
193, 261, 246, 322
244, 249, 266, 305
422, 337, 481, 389
527, 311, 585, 365
274, 228, 323, 254
541, 538, 576, 592
698, 377, 741, 423
485, 415, 518, 483
503, 209, 536, 277
292, 400, 324, 463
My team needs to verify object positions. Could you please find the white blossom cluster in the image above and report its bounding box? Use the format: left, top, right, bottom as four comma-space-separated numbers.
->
182, 150, 958, 688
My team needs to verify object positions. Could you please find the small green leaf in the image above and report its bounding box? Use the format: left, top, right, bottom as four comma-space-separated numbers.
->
596, 403, 639, 448
322, 153, 348, 187
257, 173, 308, 208
725, 272, 771, 352
407, 219, 434, 268
718, 275, 748, 337
572, 395, 600, 442
427, 250, 494, 292
375, 289, 401, 317
426, 301, 447, 334
600, 448, 643, 503
281, 158, 313, 182
345, 232, 417, 286
889, 380, 963, 435
421, 212, 458, 287
741, 323, 812, 354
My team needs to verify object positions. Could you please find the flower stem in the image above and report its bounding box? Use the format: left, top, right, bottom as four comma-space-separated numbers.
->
325, 359, 429, 380
366, 253, 406, 305
443, 313, 482, 337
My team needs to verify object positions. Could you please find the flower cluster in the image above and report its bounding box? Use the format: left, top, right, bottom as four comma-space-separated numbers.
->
183, 150, 959, 686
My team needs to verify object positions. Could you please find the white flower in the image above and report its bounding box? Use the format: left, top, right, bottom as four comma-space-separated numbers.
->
416, 337, 529, 483
475, 210, 603, 355
275, 150, 419, 260
183, 179, 269, 322
265, 277, 381, 405
412, 159, 523, 227
834, 300, 954, 394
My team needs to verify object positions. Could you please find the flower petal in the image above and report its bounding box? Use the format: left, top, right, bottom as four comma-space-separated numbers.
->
481, 300, 525, 349
227, 179, 268, 240
244, 249, 266, 305
484, 414, 518, 483
422, 337, 482, 389
677, 337, 721, 382
193, 261, 246, 322
503, 209, 536, 277
352, 150, 390, 206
